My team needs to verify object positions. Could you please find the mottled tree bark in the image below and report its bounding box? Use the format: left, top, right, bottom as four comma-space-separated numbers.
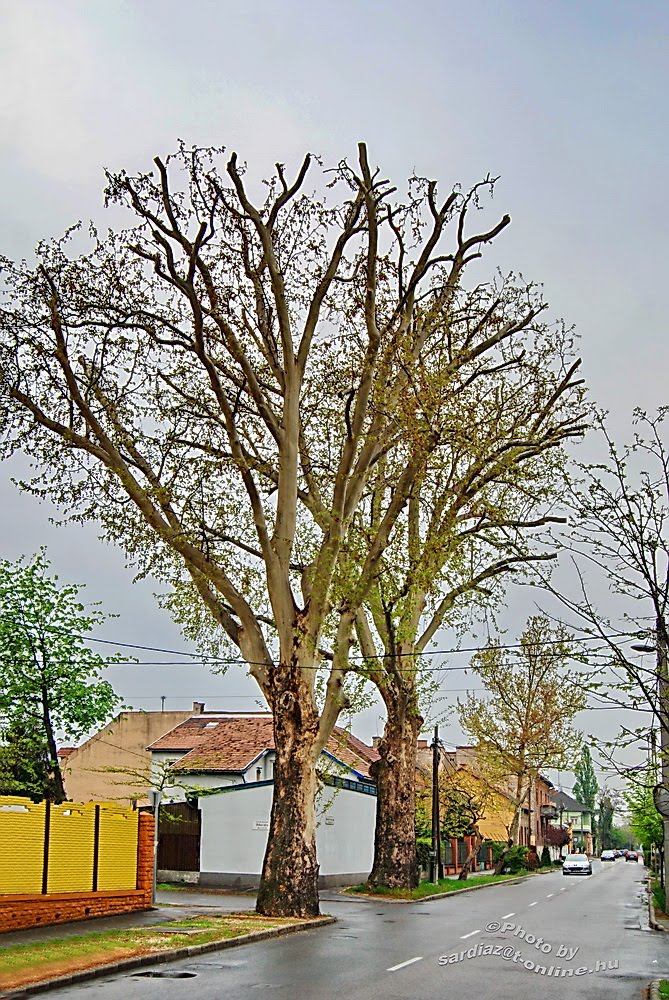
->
368, 694, 421, 889
256, 673, 321, 917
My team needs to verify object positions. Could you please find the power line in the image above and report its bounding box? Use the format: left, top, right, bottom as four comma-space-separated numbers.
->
0, 612, 642, 668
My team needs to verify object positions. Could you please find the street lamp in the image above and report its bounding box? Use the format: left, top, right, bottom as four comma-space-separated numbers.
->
147, 788, 163, 905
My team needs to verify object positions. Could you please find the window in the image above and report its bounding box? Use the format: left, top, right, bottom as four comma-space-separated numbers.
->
256, 767, 262, 782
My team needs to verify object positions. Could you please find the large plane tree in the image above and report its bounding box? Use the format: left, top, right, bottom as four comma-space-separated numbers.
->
352, 301, 587, 888
1, 141, 525, 916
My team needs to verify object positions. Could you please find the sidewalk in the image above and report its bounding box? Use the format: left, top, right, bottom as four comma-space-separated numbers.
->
0, 889, 257, 949
0, 893, 334, 998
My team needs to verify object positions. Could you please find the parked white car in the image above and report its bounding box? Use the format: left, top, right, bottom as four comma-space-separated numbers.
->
562, 853, 592, 875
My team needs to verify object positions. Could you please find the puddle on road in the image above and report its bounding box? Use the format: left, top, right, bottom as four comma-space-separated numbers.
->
132, 971, 197, 979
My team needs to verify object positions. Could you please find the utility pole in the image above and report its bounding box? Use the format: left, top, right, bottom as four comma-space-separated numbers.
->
148, 787, 163, 905
657, 618, 669, 893
634, 621, 669, 890
431, 725, 441, 883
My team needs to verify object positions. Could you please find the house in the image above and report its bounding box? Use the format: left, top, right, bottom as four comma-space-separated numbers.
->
148, 711, 379, 888
59, 706, 197, 806
550, 789, 593, 855
420, 744, 554, 851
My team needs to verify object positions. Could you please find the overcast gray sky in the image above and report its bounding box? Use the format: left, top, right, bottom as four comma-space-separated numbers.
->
1, 0, 667, 788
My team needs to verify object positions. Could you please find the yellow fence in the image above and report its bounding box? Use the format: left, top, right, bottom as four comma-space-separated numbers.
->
0, 796, 140, 896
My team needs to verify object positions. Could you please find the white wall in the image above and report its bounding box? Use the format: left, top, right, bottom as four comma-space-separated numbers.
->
200, 783, 274, 875
315, 784, 376, 876
199, 781, 376, 879
150, 752, 244, 802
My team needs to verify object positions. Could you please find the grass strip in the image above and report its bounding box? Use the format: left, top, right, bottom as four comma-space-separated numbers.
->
0, 914, 298, 990
347, 869, 545, 899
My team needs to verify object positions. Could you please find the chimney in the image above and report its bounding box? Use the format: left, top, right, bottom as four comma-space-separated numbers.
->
192, 701, 205, 714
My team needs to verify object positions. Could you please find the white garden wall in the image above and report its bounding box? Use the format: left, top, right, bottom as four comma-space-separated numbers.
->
199, 779, 376, 888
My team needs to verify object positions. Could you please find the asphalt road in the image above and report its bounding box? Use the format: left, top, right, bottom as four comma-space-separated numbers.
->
45, 861, 667, 1000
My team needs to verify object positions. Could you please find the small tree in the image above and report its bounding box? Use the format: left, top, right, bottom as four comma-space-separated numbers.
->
0, 551, 122, 803
626, 767, 663, 868
458, 615, 585, 871
543, 410, 669, 882
543, 823, 571, 857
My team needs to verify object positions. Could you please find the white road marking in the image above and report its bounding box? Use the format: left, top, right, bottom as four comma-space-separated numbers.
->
502, 912, 515, 919
560, 887, 567, 891
529, 901, 538, 907
546, 893, 554, 898
461, 929, 481, 939
388, 956, 423, 972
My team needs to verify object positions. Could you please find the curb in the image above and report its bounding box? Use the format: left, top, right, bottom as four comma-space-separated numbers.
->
650, 981, 661, 1000
343, 871, 550, 905
0, 916, 336, 999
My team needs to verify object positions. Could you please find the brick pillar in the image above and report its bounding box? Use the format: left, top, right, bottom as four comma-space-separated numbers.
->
465, 835, 475, 870
451, 838, 459, 874
136, 812, 155, 903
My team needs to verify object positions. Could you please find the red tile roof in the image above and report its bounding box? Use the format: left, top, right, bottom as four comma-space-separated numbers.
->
151, 713, 378, 779
147, 713, 272, 752
325, 729, 379, 778
170, 716, 275, 773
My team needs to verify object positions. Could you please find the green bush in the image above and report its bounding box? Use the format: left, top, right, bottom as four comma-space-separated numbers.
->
540, 846, 552, 868
416, 837, 432, 872
481, 841, 529, 873
653, 880, 666, 915
504, 845, 530, 873
485, 840, 508, 862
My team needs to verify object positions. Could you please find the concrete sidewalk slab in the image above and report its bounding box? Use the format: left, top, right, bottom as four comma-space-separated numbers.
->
0, 905, 222, 949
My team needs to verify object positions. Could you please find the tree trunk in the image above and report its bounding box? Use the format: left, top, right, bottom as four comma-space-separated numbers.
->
494, 775, 526, 874
255, 687, 321, 918
41, 687, 66, 804
368, 699, 421, 889
458, 833, 482, 880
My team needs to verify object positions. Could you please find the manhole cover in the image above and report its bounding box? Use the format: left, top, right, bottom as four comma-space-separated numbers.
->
132, 971, 197, 979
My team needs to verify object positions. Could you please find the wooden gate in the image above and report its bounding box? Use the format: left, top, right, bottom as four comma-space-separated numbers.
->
157, 801, 201, 872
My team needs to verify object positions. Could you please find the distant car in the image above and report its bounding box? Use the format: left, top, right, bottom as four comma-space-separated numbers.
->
625, 851, 639, 862
613, 850, 622, 858
563, 853, 592, 875
601, 850, 616, 861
